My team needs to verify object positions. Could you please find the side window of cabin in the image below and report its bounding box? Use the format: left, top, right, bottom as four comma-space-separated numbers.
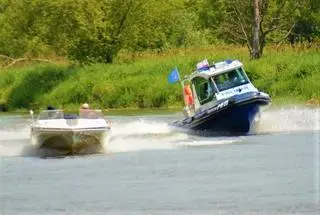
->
192, 77, 216, 105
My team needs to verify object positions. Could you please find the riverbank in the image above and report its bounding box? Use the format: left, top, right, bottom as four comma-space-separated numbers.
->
0, 45, 319, 112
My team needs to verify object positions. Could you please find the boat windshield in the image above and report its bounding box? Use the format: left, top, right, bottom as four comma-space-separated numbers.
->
38, 110, 64, 120
37, 109, 104, 120
213, 67, 250, 92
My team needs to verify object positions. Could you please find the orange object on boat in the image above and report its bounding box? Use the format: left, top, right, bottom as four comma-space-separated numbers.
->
184, 85, 192, 95
184, 85, 194, 105
184, 94, 194, 105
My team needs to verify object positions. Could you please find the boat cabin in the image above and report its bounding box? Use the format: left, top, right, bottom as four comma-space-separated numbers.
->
183, 60, 258, 116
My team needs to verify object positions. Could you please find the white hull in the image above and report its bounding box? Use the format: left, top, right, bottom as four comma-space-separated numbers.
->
29, 110, 111, 157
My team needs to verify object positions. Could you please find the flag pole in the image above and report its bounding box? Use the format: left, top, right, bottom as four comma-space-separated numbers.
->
168, 67, 190, 116
180, 80, 186, 107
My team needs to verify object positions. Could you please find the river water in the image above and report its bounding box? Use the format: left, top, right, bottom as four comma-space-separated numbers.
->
0, 106, 319, 214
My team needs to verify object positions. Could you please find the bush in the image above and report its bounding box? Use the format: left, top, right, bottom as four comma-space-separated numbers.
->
0, 45, 319, 111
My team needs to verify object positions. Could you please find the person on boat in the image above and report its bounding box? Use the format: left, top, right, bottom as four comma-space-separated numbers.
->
46, 105, 59, 119
228, 71, 239, 84
47, 105, 56, 110
81, 103, 90, 110
80, 103, 99, 118
80, 103, 90, 118
213, 76, 222, 89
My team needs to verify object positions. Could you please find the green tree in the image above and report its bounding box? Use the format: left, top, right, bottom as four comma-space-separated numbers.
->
1, 0, 318, 63
287, 0, 320, 45
201, 0, 308, 59
118, 0, 201, 52
189, 0, 226, 44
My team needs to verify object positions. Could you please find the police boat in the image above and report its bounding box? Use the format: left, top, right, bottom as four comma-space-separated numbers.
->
168, 59, 272, 135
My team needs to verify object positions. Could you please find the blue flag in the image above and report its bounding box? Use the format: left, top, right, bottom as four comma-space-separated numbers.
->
167, 68, 180, 84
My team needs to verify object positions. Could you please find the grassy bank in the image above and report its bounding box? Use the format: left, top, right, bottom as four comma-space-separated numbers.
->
0, 45, 319, 112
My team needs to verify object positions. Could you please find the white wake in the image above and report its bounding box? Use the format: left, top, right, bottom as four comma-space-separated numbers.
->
0, 106, 319, 157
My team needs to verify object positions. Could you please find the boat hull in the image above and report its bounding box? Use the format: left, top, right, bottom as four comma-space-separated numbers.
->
30, 128, 110, 157
173, 92, 271, 136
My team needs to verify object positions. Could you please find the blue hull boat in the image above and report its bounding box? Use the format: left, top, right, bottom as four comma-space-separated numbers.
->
168, 59, 272, 136
173, 92, 271, 135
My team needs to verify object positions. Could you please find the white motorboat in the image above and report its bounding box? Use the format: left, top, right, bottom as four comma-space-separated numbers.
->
29, 109, 111, 157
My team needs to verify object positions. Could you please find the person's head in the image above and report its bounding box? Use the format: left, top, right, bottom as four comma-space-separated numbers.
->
213, 75, 221, 84
228, 71, 237, 80
47, 105, 56, 110
81, 103, 89, 109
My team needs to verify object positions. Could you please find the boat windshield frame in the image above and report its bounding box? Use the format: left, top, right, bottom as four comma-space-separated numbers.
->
37, 109, 105, 120
212, 67, 250, 92
38, 110, 65, 120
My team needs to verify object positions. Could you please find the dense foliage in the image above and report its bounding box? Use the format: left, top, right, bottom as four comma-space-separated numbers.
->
0, 46, 319, 111
0, 1, 319, 111
0, 0, 319, 63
